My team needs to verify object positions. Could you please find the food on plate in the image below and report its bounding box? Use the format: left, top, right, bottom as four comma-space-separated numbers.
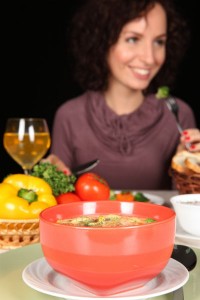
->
110, 190, 134, 201
110, 190, 150, 202
171, 151, 200, 174
134, 192, 150, 202
0, 174, 57, 219
57, 214, 156, 227
75, 172, 110, 201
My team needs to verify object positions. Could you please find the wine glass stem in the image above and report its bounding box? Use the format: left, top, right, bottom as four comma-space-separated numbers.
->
24, 169, 31, 175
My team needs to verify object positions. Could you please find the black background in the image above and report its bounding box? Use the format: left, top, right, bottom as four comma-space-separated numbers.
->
1, 0, 199, 180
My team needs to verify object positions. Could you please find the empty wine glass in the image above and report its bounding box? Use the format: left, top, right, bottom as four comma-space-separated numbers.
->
3, 118, 51, 174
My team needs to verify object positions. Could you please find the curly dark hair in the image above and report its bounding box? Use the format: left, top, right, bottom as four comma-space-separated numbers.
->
69, 0, 190, 94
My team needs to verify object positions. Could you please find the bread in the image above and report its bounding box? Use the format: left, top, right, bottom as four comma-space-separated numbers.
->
185, 156, 200, 173
171, 151, 200, 174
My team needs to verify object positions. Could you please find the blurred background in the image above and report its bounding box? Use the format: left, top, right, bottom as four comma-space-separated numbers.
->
1, 0, 199, 180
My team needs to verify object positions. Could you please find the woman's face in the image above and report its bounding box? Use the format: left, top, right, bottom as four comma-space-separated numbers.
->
107, 3, 167, 92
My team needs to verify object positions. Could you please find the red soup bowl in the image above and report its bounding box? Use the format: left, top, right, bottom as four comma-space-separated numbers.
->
39, 201, 175, 296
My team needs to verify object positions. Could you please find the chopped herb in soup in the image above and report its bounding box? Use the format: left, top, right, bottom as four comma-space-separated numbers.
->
56, 214, 156, 227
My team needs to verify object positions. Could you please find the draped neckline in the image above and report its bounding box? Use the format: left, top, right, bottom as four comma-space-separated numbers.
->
86, 91, 164, 155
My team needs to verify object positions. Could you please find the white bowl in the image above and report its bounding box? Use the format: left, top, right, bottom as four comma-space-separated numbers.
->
170, 194, 200, 237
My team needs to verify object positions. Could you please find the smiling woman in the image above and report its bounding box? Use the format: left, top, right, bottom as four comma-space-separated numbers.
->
2, 0, 199, 185
42, 0, 200, 191
106, 3, 167, 99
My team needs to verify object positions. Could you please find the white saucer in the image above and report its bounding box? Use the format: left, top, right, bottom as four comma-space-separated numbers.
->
175, 221, 200, 249
142, 192, 164, 205
22, 258, 189, 300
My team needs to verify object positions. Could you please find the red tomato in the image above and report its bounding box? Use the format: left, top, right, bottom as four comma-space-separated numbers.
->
56, 192, 81, 204
75, 173, 110, 201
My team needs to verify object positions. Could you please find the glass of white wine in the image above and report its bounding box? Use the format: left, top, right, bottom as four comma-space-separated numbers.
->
3, 118, 51, 174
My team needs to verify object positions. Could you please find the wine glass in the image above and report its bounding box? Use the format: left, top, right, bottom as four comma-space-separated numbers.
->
3, 118, 51, 174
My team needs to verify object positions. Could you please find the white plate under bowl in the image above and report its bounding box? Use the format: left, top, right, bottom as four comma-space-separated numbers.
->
175, 221, 200, 249
22, 257, 189, 300
114, 191, 164, 205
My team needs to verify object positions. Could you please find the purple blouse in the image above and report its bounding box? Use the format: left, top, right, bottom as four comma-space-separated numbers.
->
51, 91, 196, 190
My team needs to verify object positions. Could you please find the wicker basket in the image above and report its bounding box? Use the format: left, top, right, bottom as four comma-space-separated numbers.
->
0, 219, 39, 250
170, 169, 200, 194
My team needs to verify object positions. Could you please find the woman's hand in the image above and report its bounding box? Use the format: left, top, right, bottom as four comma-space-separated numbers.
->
177, 128, 200, 152
41, 154, 71, 175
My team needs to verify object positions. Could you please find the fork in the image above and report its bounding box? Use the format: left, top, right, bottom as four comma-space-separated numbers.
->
72, 159, 100, 176
165, 97, 191, 150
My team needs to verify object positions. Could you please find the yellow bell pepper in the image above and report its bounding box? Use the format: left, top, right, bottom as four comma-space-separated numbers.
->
0, 174, 57, 219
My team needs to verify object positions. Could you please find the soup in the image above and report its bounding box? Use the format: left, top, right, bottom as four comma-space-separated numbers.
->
56, 214, 156, 227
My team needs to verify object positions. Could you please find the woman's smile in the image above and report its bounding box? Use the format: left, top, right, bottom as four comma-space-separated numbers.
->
129, 67, 151, 80
107, 3, 167, 91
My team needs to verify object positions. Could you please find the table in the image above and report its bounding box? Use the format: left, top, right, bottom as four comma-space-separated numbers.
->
0, 191, 200, 300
